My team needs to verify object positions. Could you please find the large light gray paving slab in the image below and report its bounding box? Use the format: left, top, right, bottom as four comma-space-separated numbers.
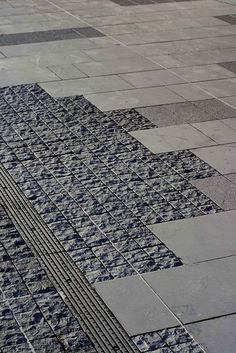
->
0, 51, 93, 69
94, 275, 179, 335
192, 143, 236, 174
143, 256, 236, 323
0, 38, 104, 57
197, 78, 236, 97
167, 83, 212, 101
148, 210, 236, 264
148, 55, 185, 69
0, 67, 59, 87
119, 70, 185, 88
40, 75, 132, 97
130, 125, 215, 153
191, 175, 236, 210
186, 315, 236, 353
171, 64, 236, 82
82, 45, 138, 61
192, 119, 236, 144
75, 57, 160, 76
48, 64, 87, 79
85, 86, 185, 111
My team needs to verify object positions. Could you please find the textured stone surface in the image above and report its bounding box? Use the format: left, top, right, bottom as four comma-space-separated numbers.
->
0, 83, 222, 284
0, 206, 96, 353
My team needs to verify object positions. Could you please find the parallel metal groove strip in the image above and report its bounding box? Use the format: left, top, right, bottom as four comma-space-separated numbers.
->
0, 165, 140, 353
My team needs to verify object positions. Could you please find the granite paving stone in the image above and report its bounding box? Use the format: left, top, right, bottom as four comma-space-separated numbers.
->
1, 0, 236, 351
144, 255, 236, 323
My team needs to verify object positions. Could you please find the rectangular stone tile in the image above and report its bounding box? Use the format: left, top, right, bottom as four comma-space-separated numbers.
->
85, 86, 185, 111
149, 210, 236, 264
130, 125, 215, 153
167, 83, 213, 101
192, 143, 236, 174
119, 70, 185, 88
148, 55, 185, 68
75, 57, 160, 76
193, 98, 236, 119
95, 275, 178, 335
40, 75, 132, 97
136, 101, 214, 127
196, 78, 236, 97
171, 64, 236, 82
191, 175, 236, 210
0, 28, 84, 46
0, 67, 59, 87
143, 256, 236, 323
82, 46, 138, 61
0, 38, 103, 57
75, 27, 105, 38
186, 314, 236, 353
47, 64, 87, 79
192, 119, 236, 144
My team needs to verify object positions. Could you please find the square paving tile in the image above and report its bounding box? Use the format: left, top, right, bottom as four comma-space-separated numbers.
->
130, 125, 215, 153
167, 83, 212, 101
192, 143, 236, 174
192, 119, 236, 144
186, 314, 236, 353
143, 256, 236, 323
191, 176, 236, 210
197, 78, 236, 97
148, 210, 236, 264
95, 276, 178, 335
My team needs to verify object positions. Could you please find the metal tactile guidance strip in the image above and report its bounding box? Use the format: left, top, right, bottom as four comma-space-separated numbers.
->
0, 164, 140, 353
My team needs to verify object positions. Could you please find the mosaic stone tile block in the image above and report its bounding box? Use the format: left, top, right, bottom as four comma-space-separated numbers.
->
0, 206, 97, 353
132, 327, 204, 353
0, 83, 222, 284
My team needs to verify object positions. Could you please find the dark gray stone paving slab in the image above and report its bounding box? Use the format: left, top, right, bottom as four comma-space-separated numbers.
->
137, 99, 236, 127
191, 175, 236, 210
219, 61, 236, 74
148, 210, 236, 263
0, 27, 105, 46
0, 206, 97, 353
0, 84, 222, 285
132, 327, 204, 353
143, 256, 236, 323
94, 275, 179, 335
215, 15, 236, 25
186, 314, 236, 353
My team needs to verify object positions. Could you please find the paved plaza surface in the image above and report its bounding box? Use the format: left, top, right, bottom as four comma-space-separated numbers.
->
0, 0, 236, 352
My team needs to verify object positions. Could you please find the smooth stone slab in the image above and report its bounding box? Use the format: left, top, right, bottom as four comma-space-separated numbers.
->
222, 96, 236, 108
48, 64, 87, 79
119, 70, 184, 88
197, 78, 236, 97
85, 86, 185, 111
0, 67, 59, 87
186, 314, 236, 353
191, 119, 236, 144
130, 125, 215, 153
95, 276, 178, 335
75, 57, 160, 76
192, 143, 236, 174
40, 75, 132, 97
143, 256, 236, 323
82, 46, 138, 60
167, 83, 212, 101
191, 176, 236, 210
148, 210, 236, 263
171, 64, 235, 82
